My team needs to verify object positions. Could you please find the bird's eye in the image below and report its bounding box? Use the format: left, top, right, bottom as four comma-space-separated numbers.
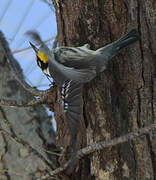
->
38, 51, 48, 63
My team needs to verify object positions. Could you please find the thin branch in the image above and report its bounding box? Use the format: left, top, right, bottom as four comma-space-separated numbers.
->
37, 158, 73, 180
77, 122, 156, 158
40, 0, 55, 11
12, 37, 55, 54
0, 95, 48, 107
37, 122, 156, 180
0, 1, 13, 23
52, 34, 58, 49
0, 31, 51, 96
11, 0, 35, 42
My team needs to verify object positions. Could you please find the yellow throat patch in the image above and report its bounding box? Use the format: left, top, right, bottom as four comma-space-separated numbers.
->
38, 51, 48, 63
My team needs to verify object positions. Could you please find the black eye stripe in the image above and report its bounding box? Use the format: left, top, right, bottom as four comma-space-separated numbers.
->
37, 56, 48, 70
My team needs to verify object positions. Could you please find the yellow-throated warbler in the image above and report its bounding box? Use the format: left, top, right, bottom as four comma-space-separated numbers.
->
28, 29, 139, 86
28, 29, 139, 171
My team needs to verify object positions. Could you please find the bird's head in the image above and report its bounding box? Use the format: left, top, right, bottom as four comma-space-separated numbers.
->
30, 42, 48, 63
29, 42, 49, 74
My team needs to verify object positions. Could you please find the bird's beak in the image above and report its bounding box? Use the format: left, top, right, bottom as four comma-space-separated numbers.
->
29, 42, 38, 53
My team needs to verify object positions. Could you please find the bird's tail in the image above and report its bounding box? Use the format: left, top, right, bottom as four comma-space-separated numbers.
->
96, 29, 139, 73
113, 29, 139, 51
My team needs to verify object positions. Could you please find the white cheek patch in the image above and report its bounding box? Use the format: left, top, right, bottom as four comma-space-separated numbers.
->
43, 67, 51, 77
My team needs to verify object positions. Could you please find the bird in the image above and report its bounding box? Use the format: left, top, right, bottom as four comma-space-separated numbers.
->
27, 29, 139, 172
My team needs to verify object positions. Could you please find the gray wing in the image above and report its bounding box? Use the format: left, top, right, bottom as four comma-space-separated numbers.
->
60, 80, 83, 150
48, 54, 97, 85
53, 46, 97, 69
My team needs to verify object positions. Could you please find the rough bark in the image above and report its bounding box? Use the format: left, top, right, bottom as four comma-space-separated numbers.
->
0, 43, 56, 179
54, 0, 156, 179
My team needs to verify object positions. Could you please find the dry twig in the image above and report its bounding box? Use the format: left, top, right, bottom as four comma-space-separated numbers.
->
37, 122, 156, 180
52, 34, 58, 49
0, 96, 48, 107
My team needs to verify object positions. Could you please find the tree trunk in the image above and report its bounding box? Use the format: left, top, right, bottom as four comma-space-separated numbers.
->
54, 0, 156, 179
